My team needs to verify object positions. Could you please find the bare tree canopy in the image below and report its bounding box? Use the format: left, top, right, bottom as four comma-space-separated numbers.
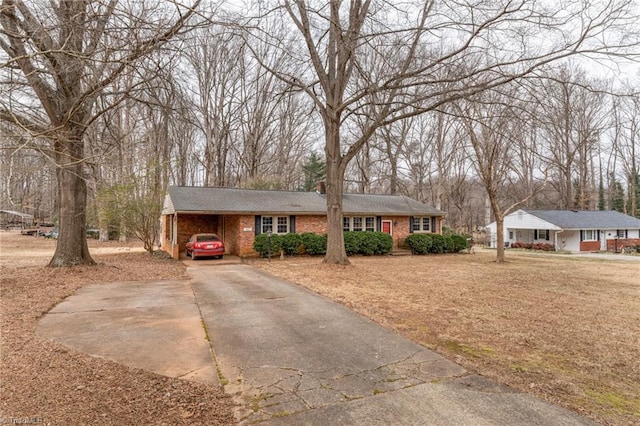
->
0, 0, 203, 266
1, 0, 639, 267
244, 0, 639, 264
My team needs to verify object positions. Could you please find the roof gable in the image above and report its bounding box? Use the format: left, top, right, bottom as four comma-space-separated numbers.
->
502, 209, 561, 230
163, 186, 445, 216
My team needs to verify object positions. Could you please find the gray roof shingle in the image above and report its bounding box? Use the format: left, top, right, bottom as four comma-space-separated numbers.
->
164, 186, 444, 216
524, 209, 640, 229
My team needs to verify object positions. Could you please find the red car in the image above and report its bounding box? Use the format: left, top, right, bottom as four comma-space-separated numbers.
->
185, 233, 225, 260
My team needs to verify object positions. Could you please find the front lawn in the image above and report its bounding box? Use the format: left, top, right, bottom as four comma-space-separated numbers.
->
256, 250, 640, 425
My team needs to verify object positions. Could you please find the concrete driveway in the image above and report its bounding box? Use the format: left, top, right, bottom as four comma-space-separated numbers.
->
38, 262, 598, 425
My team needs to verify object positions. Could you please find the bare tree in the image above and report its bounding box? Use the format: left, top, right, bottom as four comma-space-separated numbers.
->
0, 0, 202, 266
247, 0, 638, 264
610, 89, 640, 216
456, 87, 545, 263
183, 28, 243, 187
536, 67, 609, 210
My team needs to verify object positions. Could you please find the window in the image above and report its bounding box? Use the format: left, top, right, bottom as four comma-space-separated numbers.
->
277, 217, 288, 234
262, 216, 289, 234
365, 217, 375, 232
534, 229, 549, 240
261, 216, 273, 234
616, 229, 627, 238
508, 231, 514, 240
582, 230, 597, 241
344, 216, 376, 232
412, 216, 432, 232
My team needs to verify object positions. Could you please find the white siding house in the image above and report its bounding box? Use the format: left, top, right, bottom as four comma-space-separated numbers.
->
486, 209, 640, 252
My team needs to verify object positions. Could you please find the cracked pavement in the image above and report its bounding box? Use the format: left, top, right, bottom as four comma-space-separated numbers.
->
37, 263, 598, 425
190, 264, 596, 425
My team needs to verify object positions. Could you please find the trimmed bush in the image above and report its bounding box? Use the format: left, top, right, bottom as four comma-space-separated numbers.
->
405, 234, 433, 254
255, 231, 393, 258
280, 233, 303, 256
372, 232, 393, 255
343, 231, 393, 256
300, 233, 327, 255
450, 234, 468, 252
343, 231, 361, 255
430, 234, 447, 253
406, 232, 469, 254
253, 233, 282, 257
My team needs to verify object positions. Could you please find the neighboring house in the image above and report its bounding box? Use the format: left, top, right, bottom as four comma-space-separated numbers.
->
160, 185, 446, 258
486, 209, 640, 252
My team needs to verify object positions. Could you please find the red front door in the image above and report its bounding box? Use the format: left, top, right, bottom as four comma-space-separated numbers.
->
382, 220, 392, 234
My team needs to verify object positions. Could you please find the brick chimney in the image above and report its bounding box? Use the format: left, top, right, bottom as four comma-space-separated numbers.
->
316, 181, 326, 194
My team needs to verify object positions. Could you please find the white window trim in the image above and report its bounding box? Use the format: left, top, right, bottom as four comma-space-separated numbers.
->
536, 229, 549, 240
412, 216, 432, 233
582, 229, 598, 241
344, 216, 376, 232
262, 216, 289, 234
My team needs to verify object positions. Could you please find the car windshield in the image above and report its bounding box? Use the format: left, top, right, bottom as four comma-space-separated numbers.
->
197, 235, 219, 242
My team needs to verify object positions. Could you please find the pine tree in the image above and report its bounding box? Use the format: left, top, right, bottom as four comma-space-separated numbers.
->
301, 152, 327, 192
611, 180, 626, 213
598, 178, 606, 210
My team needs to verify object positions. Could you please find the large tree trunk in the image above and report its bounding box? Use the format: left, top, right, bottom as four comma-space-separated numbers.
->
323, 117, 349, 265
49, 136, 94, 267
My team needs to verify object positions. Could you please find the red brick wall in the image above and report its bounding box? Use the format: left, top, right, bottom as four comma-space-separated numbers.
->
606, 238, 640, 252
295, 215, 328, 234
384, 216, 409, 249
386, 216, 444, 249
236, 216, 257, 256
223, 216, 241, 256
168, 214, 221, 257
580, 241, 601, 252
162, 213, 445, 258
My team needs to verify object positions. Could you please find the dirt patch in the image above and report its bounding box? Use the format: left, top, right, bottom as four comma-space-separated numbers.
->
0, 231, 236, 425
255, 250, 640, 426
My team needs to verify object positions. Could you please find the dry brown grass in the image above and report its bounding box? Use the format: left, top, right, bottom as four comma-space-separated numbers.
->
255, 250, 640, 426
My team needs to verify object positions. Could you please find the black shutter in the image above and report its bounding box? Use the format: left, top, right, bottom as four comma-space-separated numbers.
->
597, 230, 600, 241
289, 216, 296, 233
255, 215, 261, 236
580, 230, 584, 241
534, 229, 538, 240
546, 230, 550, 241
376, 216, 382, 232
409, 216, 414, 233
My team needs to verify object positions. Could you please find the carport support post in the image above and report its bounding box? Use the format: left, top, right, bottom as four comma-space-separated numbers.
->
614, 236, 618, 253
267, 231, 272, 262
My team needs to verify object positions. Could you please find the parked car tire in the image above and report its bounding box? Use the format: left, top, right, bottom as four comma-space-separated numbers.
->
215, 255, 223, 259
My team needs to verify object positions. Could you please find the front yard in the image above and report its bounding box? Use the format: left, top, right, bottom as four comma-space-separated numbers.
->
256, 250, 640, 425
3, 229, 638, 425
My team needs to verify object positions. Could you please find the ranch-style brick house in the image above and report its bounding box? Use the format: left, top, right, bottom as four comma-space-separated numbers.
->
486, 209, 640, 252
160, 185, 446, 258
